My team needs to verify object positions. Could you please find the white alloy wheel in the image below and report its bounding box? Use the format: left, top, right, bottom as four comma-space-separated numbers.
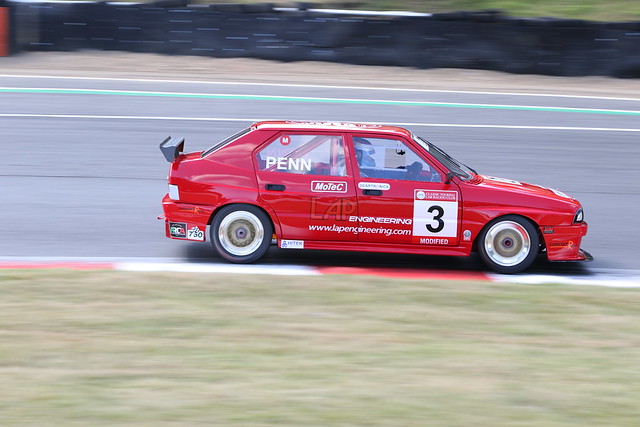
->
478, 216, 539, 273
484, 221, 531, 267
218, 211, 264, 256
212, 205, 273, 263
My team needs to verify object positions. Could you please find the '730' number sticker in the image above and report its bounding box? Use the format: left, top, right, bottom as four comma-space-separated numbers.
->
187, 226, 205, 241
412, 190, 459, 238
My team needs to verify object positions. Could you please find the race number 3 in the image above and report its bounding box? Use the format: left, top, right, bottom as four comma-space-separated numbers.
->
413, 190, 458, 238
426, 205, 445, 233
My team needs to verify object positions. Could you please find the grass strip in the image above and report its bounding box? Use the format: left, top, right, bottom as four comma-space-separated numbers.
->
1, 270, 639, 426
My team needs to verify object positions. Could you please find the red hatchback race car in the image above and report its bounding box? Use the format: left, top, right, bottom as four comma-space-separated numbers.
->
160, 121, 590, 273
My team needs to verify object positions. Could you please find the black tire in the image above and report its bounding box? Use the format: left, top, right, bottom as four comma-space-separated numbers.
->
211, 205, 273, 263
478, 215, 539, 274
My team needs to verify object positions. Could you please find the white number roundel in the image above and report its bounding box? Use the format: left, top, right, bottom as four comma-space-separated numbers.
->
412, 190, 458, 238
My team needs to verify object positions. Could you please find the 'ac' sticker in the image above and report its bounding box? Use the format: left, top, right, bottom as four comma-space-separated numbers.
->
169, 222, 187, 238
281, 240, 304, 249
551, 189, 569, 198
531, 183, 571, 199
485, 176, 522, 186
280, 135, 291, 146
358, 182, 390, 191
187, 226, 205, 241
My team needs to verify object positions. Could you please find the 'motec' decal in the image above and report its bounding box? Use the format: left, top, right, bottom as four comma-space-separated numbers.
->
311, 181, 348, 193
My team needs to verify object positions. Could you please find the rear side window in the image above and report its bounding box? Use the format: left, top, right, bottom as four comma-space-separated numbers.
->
201, 128, 251, 157
256, 134, 347, 176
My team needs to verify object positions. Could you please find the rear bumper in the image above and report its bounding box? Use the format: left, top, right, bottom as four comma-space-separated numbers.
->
542, 222, 590, 261
161, 194, 214, 241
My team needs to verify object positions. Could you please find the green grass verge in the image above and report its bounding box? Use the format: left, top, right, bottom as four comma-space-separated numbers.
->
2, 270, 640, 426
222, 0, 640, 21
355, 0, 640, 20
52, 0, 640, 21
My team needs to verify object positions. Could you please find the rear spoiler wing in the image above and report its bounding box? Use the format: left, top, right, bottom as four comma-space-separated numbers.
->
160, 136, 185, 163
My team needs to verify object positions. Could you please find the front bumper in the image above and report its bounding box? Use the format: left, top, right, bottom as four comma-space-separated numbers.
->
577, 249, 594, 262
542, 222, 590, 261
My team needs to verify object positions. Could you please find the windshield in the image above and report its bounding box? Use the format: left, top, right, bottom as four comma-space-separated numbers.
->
413, 135, 475, 181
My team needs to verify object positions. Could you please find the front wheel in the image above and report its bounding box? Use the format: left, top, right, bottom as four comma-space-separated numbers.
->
211, 205, 273, 263
478, 215, 539, 274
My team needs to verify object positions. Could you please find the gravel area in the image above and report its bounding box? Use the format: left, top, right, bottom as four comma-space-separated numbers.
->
1, 51, 640, 97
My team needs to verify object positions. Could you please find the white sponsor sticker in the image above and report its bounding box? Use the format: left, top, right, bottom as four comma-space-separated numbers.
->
311, 181, 348, 193
418, 238, 449, 245
485, 176, 522, 185
348, 216, 412, 225
551, 188, 570, 198
413, 190, 459, 239
531, 183, 572, 199
187, 226, 205, 241
358, 182, 391, 191
287, 121, 382, 129
281, 240, 304, 249
265, 156, 312, 172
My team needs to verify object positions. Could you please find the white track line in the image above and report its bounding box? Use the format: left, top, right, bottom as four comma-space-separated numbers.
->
0, 257, 638, 286
117, 262, 321, 276
3, 86, 640, 114
2, 113, 639, 132
490, 273, 640, 288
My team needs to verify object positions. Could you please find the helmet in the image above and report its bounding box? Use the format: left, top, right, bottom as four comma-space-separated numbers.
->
353, 137, 376, 167
353, 137, 375, 155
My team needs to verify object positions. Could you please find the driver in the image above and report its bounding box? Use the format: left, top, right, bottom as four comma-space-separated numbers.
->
354, 137, 376, 167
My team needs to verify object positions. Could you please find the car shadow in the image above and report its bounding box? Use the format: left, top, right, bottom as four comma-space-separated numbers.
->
183, 243, 592, 276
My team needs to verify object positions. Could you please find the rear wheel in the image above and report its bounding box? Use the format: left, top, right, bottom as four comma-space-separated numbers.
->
211, 205, 272, 263
478, 215, 539, 274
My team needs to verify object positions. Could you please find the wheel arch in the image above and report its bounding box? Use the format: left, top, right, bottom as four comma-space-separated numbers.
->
207, 202, 281, 238
472, 213, 543, 254
473, 213, 544, 274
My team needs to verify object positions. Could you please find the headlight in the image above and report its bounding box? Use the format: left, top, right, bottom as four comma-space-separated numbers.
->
169, 184, 180, 201
573, 208, 584, 223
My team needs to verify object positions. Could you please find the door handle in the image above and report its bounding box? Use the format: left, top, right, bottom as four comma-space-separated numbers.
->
266, 184, 286, 191
363, 189, 383, 196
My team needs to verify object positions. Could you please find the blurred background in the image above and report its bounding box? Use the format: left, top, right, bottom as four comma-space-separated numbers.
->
2, 1, 640, 426
1, 0, 639, 270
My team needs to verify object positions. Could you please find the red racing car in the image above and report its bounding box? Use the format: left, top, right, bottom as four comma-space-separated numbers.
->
160, 121, 591, 273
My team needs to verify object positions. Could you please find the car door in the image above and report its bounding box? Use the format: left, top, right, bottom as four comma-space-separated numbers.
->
255, 131, 358, 243
350, 134, 462, 247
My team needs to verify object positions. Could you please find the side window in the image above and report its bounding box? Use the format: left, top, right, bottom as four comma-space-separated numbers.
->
257, 134, 346, 176
353, 137, 442, 182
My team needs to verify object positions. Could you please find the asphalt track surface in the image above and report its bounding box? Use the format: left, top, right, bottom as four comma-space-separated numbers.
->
2, 65, 640, 275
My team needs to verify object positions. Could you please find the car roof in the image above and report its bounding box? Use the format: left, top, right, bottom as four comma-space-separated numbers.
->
251, 121, 413, 138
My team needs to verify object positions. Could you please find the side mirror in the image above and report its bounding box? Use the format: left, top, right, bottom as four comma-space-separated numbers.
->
444, 172, 455, 184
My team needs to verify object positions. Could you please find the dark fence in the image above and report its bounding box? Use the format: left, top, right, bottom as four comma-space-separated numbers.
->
7, 1, 640, 77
